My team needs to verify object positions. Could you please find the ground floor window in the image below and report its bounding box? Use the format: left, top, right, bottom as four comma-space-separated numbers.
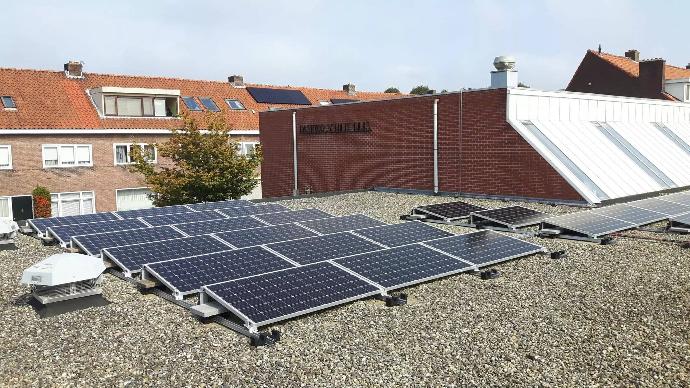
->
116, 188, 154, 211
0, 197, 10, 219
51, 191, 95, 217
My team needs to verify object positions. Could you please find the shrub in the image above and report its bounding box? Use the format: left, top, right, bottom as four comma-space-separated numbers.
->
32, 186, 52, 218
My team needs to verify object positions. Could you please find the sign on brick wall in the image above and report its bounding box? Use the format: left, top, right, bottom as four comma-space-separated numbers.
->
299, 121, 372, 135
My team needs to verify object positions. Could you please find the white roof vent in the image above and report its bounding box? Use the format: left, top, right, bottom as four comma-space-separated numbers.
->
491, 55, 518, 89
493, 56, 516, 71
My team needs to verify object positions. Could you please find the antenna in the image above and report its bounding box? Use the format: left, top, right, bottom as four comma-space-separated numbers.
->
598, 44, 602, 54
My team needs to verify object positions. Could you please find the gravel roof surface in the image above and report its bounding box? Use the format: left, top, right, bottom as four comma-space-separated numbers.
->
1, 191, 689, 386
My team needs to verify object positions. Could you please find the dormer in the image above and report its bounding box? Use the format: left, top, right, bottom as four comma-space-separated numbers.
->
89, 87, 180, 118
665, 78, 690, 102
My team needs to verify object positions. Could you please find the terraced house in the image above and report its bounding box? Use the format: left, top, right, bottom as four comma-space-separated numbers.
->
0, 61, 396, 220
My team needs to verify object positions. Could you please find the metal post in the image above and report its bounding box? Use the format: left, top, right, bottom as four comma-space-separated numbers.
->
292, 111, 298, 196
433, 99, 439, 194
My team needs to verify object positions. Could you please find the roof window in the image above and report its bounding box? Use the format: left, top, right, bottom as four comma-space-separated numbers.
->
225, 99, 246, 110
199, 97, 220, 112
1, 96, 16, 109
182, 96, 202, 111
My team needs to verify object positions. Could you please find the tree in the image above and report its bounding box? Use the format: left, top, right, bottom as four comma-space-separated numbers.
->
384, 87, 400, 93
129, 114, 262, 206
410, 85, 432, 95
32, 186, 51, 218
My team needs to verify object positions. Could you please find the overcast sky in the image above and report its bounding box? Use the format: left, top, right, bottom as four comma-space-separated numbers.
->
1, 0, 688, 93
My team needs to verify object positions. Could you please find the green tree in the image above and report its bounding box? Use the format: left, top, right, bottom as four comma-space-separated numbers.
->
384, 87, 400, 93
410, 85, 432, 95
129, 114, 262, 206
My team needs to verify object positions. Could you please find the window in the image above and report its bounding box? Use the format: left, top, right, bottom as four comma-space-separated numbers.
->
103, 95, 172, 117
319, 100, 332, 106
0, 145, 11, 169
239, 142, 259, 156
114, 143, 157, 165
199, 97, 220, 112
0, 197, 10, 219
182, 96, 202, 111
42, 145, 92, 168
1, 96, 16, 109
116, 188, 154, 211
51, 191, 95, 217
225, 99, 245, 110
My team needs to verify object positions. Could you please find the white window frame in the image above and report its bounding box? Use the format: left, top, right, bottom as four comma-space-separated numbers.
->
239, 141, 259, 156
0, 196, 12, 219
319, 100, 332, 106
113, 143, 158, 165
42, 144, 93, 168
50, 191, 96, 217
225, 98, 246, 110
103, 94, 173, 117
115, 187, 155, 211
0, 145, 12, 170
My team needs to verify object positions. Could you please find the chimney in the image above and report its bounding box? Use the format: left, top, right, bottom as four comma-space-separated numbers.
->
343, 83, 356, 96
624, 49, 640, 62
228, 75, 244, 87
490, 56, 518, 89
64, 61, 83, 78
638, 58, 665, 98
686, 63, 690, 70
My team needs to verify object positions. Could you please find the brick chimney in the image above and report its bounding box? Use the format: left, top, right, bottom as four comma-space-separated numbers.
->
64, 61, 83, 78
638, 59, 665, 98
686, 63, 690, 70
343, 83, 356, 96
228, 75, 244, 87
624, 49, 640, 61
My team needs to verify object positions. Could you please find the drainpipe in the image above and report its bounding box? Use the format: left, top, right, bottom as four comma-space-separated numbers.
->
292, 111, 298, 196
433, 99, 439, 194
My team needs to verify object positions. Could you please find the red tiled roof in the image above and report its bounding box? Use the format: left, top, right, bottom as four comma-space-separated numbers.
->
591, 50, 690, 80
0, 67, 401, 130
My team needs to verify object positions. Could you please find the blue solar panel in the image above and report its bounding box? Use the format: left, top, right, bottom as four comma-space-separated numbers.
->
216, 203, 289, 218
72, 226, 184, 256
173, 216, 266, 236
246, 87, 311, 105
425, 230, 546, 268
48, 219, 148, 246
144, 246, 295, 296
115, 205, 193, 219
298, 214, 386, 234
352, 222, 453, 248
202, 262, 380, 328
335, 244, 473, 291
185, 200, 254, 211
215, 223, 317, 248
141, 210, 225, 227
253, 208, 332, 225
29, 212, 121, 234
103, 235, 232, 275
265, 233, 384, 265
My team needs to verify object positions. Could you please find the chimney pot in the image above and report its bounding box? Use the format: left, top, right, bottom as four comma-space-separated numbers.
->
64, 60, 83, 78
343, 83, 356, 96
624, 49, 640, 62
228, 75, 244, 87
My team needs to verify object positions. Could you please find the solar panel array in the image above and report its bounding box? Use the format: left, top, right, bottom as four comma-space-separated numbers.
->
216, 203, 289, 217
413, 201, 486, 221
246, 87, 311, 105
48, 219, 148, 246
140, 210, 225, 227
470, 206, 546, 229
72, 226, 183, 256
29, 212, 121, 235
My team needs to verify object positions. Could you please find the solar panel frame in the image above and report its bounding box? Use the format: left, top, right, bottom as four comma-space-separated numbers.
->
297, 214, 387, 235
469, 206, 546, 229
216, 203, 289, 218
28, 212, 122, 235
540, 211, 637, 238
172, 215, 268, 236
414, 201, 486, 221
264, 232, 385, 265
139, 210, 226, 227
201, 262, 382, 329
47, 218, 149, 246
246, 87, 311, 105
423, 230, 547, 268
253, 208, 333, 225
71, 225, 184, 256
184, 199, 255, 212
627, 198, 690, 217
350, 221, 453, 248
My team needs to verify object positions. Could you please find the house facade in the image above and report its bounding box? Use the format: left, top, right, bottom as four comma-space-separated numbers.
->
0, 61, 396, 220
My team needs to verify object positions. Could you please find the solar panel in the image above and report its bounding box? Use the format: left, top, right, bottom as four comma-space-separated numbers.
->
115, 205, 194, 219
253, 208, 333, 225
246, 87, 311, 105
72, 226, 184, 256
215, 223, 318, 248
335, 244, 473, 291
173, 216, 266, 236
351, 221, 453, 248
184, 199, 254, 211
143, 246, 295, 296
298, 214, 386, 234
590, 204, 667, 225
658, 192, 690, 207
47, 219, 148, 246
265, 233, 384, 265
216, 203, 289, 218
103, 235, 232, 275
201, 262, 381, 328
414, 201, 486, 221
627, 198, 690, 216
29, 212, 121, 234
541, 211, 636, 238
470, 206, 546, 229
669, 212, 690, 230
141, 210, 225, 227
424, 230, 546, 268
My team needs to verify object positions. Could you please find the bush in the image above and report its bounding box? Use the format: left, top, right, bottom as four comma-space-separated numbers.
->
32, 186, 51, 218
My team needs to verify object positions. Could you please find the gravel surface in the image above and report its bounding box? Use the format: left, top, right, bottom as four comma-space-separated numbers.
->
1, 191, 689, 386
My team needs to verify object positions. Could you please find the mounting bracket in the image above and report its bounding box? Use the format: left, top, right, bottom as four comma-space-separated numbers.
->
250, 330, 281, 347
376, 293, 408, 307
479, 269, 500, 280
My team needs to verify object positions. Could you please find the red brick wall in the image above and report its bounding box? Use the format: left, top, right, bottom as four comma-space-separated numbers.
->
260, 89, 582, 202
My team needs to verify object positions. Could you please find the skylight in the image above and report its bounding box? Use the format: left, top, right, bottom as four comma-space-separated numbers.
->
1, 96, 16, 109
225, 99, 245, 110
199, 97, 220, 112
182, 96, 202, 111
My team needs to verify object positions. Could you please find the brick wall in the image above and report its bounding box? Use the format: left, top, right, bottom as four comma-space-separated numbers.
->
0, 133, 258, 212
260, 89, 582, 202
